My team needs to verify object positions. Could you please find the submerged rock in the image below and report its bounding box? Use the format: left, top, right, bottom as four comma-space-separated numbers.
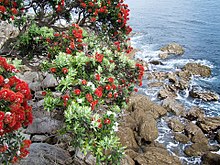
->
182, 63, 211, 77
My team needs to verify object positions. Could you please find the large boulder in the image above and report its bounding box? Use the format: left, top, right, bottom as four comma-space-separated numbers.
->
216, 129, 220, 143
201, 152, 220, 165
182, 63, 211, 77
197, 117, 220, 133
18, 143, 72, 165
134, 147, 181, 165
189, 89, 219, 102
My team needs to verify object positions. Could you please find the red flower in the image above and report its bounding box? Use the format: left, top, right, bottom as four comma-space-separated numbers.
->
50, 67, 56, 73
134, 88, 138, 92
0, 75, 4, 85
112, 84, 117, 90
0, 121, 3, 130
107, 92, 112, 98
62, 67, 68, 74
95, 53, 104, 63
22, 139, 31, 148
86, 93, 93, 103
94, 88, 102, 98
98, 123, 102, 129
70, 42, 75, 49
11, 8, 18, 15
66, 47, 72, 54
0, 6, 6, 13
95, 74, 100, 81
62, 94, 70, 101
74, 89, 81, 95
114, 92, 118, 98
0, 111, 4, 120
90, 100, 98, 110
42, 91, 47, 96
0, 145, 8, 153
82, 79, 87, 85
105, 84, 111, 91
104, 118, 111, 124
108, 77, 114, 83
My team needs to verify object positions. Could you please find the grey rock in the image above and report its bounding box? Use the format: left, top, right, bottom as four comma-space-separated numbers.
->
18, 143, 72, 165
26, 117, 63, 134
160, 43, 185, 55
42, 73, 58, 88
189, 89, 219, 102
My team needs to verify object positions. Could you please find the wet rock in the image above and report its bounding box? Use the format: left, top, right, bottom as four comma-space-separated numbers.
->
185, 122, 208, 144
184, 106, 205, 121
182, 63, 211, 77
197, 117, 220, 133
162, 98, 185, 116
167, 72, 177, 84
158, 88, 177, 100
18, 143, 72, 165
147, 82, 164, 88
177, 70, 192, 81
184, 143, 210, 157
201, 152, 220, 165
174, 133, 190, 144
168, 118, 185, 132
159, 52, 169, 59
149, 60, 164, 65
139, 112, 158, 142
175, 79, 189, 90
160, 43, 184, 55
189, 89, 219, 102
26, 117, 63, 134
134, 147, 181, 165
117, 127, 139, 151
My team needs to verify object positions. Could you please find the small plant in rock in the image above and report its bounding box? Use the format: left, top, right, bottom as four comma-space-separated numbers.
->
0, 56, 32, 164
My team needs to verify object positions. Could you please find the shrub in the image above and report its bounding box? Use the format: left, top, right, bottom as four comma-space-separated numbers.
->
0, 56, 32, 164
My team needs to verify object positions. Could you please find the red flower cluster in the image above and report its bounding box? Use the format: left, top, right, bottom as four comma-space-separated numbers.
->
47, 23, 84, 59
95, 53, 104, 63
135, 63, 144, 86
0, 0, 23, 21
10, 139, 32, 163
78, 0, 132, 38
0, 57, 33, 135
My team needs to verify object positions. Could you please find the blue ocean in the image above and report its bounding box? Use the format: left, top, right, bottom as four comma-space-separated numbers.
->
126, 0, 220, 164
